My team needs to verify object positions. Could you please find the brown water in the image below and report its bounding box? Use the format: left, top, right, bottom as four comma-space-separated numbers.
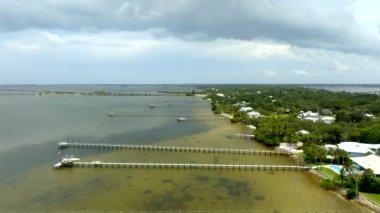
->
0, 88, 371, 212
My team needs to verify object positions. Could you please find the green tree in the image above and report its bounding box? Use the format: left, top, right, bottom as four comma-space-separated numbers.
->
322, 124, 344, 144
359, 169, 380, 193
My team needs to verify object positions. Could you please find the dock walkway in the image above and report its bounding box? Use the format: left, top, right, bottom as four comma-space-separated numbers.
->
72, 161, 311, 171
58, 142, 290, 156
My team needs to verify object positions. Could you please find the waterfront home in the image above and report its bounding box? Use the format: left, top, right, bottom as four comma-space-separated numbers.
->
239, 107, 253, 112
350, 154, 380, 177
337, 142, 380, 157
247, 111, 261, 118
246, 125, 257, 130
278, 143, 303, 154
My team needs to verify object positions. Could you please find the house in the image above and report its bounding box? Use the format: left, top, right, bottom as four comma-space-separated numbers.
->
233, 101, 249, 107
297, 111, 335, 124
246, 125, 257, 130
365, 113, 375, 118
239, 107, 253, 112
247, 111, 261, 118
337, 142, 380, 157
216, 93, 225, 98
350, 154, 380, 177
296, 130, 310, 135
304, 117, 320, 123
320, 116, 336, 124
300, 111, 320, 118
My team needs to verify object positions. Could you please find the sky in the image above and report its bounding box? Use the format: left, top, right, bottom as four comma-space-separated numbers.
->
1, 0, 380, 84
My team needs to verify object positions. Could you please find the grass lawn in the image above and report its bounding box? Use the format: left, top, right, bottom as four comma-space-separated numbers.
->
363, 193, 380, 206
295, 152, 304, 158
319, 167, 338, 179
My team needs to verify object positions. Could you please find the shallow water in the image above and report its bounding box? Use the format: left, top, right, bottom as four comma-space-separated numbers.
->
0, 86, 371, 212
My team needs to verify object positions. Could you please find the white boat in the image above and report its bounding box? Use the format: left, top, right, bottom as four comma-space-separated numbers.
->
176, 117, 187, 122
53, 156, 80, 169
61, 157, 80, 163
53, 162, 62, 169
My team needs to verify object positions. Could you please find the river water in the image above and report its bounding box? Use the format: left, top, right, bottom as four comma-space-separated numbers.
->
0, 85, 370, 212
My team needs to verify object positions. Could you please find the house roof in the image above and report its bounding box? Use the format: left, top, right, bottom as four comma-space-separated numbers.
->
239, 107, 253, 112
338, 142, 380, 154
350, 154, 380, 175
296, 130, 310, 135
247, 111, 261, 118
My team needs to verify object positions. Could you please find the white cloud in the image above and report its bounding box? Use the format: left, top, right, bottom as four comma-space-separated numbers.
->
293, 69, 309, 75
263, 70, 277, 77
334, 61, 350, 73
201, 39, 291, 59
2, 30, 162, 58
40, 31, 66, 44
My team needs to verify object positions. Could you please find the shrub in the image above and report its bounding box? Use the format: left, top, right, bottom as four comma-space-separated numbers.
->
320, 179, 337, 190
346, 188, 357, 199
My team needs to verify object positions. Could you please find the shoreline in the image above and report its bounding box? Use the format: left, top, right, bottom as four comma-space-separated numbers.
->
213, 100, 379, 212
293, 155, 380, 212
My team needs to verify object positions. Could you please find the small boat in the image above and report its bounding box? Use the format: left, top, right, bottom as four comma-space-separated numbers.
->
176, 117, 187, 122
53, 155, 80, 169
53, 162, 63, 169
149, 104, 156, 109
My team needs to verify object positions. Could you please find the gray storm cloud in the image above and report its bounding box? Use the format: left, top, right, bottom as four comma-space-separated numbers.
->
0, 0, 379, 55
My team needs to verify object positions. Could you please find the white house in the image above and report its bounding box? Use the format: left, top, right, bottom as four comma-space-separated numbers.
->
299, 111, 320, 118
247, 111, 261, 118
239, 107, 253, 112
296, 130, 310, 135
320, 116, 336, 124
233, 101, 249, 107
350, 154, 380, 177
246, 125, 257, 130
337, 142, 380, 157
216, 93, 225, 98
298, 111, 335, 124
304, 117, 320, 123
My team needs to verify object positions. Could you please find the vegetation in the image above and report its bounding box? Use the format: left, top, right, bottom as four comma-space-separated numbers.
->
204, 85, 380, 201
320, 179, 337, 190
346, 188, 358, 199
319, 167, 338, 179
363, 193, 380, 206
359, 169, 380, 193
205, 85, 380, 146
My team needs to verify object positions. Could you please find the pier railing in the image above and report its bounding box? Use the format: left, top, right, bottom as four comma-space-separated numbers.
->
71, 162, 311, 171
58, 142, 290, 156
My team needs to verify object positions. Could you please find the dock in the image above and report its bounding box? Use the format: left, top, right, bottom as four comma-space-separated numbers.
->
58, 142, 290, 156
68, 161, 311, 171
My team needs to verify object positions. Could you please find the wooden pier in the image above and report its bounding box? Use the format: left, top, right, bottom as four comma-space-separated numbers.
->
58, 142, 290, 156
71, 161, 311, 171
